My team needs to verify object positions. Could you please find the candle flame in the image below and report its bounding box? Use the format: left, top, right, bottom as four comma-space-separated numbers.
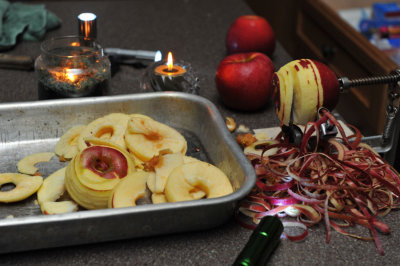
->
66, 69, 77, 82
167, 52, 173, 71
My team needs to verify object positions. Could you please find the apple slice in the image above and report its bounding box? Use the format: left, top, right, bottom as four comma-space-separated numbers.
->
78, 113, 130, 151
0, 173, 43, 203
40, 201, 79, 215
124, 116, 187, 162
17, 152, 55, 175
146, 172, 156, 193
151, 193, 168, 204
37, 167, 78, 215
244, 139, 279, 156
108, 171, 149, 208
55, 125, 86, 160
183, 156, 201, 164
165, 161, 233, 202
154, 153, 184, 193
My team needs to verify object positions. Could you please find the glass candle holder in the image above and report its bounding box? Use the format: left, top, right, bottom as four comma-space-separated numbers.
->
140, 59, 199, 94
35, 36, 111, 99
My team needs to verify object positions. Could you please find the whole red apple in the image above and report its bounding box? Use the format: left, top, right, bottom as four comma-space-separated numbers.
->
226, 15, 275, 56
215, 52, 275, 111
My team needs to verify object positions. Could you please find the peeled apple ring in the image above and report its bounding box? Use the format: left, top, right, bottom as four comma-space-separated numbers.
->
0, 173, 43, 203
65, 138, 136, 209
124, 116, 187, 162
37, 167, 78, 215
17, 152, 54, 175
244, 140, 279, 157
55, 125, 86, 160
165, 161, 233, 202
108, 171, 149, 208
78, 113, 130, 151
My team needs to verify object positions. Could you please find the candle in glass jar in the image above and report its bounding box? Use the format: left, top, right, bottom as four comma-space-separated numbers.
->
35, 36, 111, 99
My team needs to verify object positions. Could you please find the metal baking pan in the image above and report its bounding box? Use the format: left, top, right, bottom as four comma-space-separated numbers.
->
0, 92, 256, 254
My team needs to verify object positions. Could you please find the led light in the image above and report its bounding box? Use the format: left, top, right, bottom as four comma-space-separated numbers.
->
78, 13, 97, 21
78, 12, 97, 39
154, 50, 162, 62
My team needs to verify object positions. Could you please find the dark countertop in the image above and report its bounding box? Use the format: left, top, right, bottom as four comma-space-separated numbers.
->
1, 0, 400, 265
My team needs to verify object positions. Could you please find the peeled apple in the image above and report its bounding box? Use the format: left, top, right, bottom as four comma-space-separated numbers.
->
272, 59, 339, 125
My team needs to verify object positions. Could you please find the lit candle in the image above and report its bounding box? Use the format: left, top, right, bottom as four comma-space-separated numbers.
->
48, 67, 90, 90
36, 36, 112, 99
153, 52, 187, 92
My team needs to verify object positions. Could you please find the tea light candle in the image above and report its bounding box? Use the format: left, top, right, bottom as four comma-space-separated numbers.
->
140, 51, 199, 94
153, 52, 188, 91
154, 52, 186, 77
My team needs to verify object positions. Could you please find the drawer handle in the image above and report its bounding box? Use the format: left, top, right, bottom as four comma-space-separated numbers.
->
322, 44, 336, 59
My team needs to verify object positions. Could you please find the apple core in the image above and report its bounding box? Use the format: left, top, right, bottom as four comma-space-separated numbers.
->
80, 146, 128, 179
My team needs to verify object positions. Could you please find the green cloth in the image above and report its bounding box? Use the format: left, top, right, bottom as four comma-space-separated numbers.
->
0, 0, 61, 50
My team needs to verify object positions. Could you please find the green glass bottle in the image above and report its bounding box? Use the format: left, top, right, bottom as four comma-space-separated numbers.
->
233, 216, 283, 266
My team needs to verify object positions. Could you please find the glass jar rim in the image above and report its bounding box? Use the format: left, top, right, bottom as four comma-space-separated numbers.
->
40, 35, 104, 58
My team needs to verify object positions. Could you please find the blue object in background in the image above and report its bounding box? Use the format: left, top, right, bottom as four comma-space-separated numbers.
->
373, 2, 400, 20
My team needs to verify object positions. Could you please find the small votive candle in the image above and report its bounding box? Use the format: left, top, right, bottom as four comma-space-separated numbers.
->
141, 51, 199, 94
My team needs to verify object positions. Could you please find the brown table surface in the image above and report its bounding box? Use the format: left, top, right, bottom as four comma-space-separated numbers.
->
1, 0, 400, 265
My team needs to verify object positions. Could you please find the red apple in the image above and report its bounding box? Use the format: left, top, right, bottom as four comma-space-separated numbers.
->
80, 146, 128, 179
215, 52, 275, 111
226, 15, 275, 56
272, 59, 339, 125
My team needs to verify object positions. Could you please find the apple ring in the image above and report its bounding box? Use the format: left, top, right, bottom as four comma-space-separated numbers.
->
37, 167, 78, 215
165, 161, 233, 202
0, 173, 43, 203
55, 125, 86, 160
65, 138, 136, 209
17, 152, 55, 175
78, 113, 130, 151
244, 140, 279, 156
124, 116, 187, 162
153, 153, 184, 193
108, 171, 148, 208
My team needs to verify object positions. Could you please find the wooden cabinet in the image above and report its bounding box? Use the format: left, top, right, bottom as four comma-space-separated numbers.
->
246, 0, 398, 136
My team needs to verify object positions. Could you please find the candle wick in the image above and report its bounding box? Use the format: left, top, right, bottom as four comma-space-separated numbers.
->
163, 67, 178, 73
